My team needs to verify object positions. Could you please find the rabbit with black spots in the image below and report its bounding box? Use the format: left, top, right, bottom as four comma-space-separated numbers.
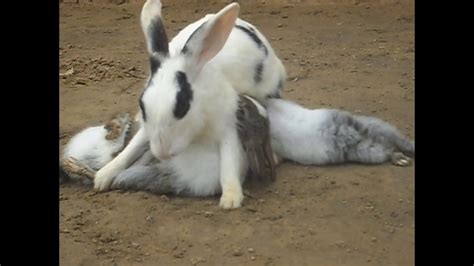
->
94, 1, 284, 209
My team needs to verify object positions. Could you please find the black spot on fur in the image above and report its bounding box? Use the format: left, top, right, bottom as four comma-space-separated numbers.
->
235, 25, 268, 56
148, 18, 169, 55
181, 22, 207, 55
267, 90, 281, 99
147, 18, 168, 76
248, 26, 257, 33
277, 79, 284, 91
254, 62, 264, 83
149, 56, 161, 75
267, 79, 284, 98
174, 71, 193, 119
139, 91, 147, 122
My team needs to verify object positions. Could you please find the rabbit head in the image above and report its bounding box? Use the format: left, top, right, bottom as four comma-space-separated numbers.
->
138, 0, 240, 160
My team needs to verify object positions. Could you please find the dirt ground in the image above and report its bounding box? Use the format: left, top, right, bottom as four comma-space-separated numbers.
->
59, 0, 414, 265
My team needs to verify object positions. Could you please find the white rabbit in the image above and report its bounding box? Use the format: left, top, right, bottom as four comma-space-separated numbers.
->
266, 98, 414, 166
60, 113, 132, 184
94, 1, 282, 209
109, 94, 275, 194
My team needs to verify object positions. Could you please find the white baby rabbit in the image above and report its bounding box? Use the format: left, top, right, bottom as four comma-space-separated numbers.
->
60, 113, 132, 184
266, 98, 414, 166
94, 1, 283, 209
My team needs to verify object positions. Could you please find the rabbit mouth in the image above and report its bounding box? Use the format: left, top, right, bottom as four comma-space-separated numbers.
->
158, 154, 173, 161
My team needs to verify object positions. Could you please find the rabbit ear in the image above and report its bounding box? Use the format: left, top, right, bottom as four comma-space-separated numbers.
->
141, 0, 169, 73
181, 3, 240, 78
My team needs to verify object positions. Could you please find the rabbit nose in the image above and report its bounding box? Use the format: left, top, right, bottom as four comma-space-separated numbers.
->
151, 148, 171, 161
150, 141, 173, 161
158, 153, 172, 161
157, 150, 175, 161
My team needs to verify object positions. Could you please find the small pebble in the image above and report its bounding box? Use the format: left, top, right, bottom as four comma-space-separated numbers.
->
59, 196, 69, 201
74, 78, 87, 85
246, 207, 257, 213
190, 257, 206, 265
233, 248, 243, 257
146, 215, 155, 224
173, 252, 185, 259
248, 248, 255, 253
335, 241, 345, 248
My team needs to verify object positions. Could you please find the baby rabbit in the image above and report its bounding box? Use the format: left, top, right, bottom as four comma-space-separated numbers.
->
94, 1, 284, 209
267, 98, 414, 166
60, 113, 132, 184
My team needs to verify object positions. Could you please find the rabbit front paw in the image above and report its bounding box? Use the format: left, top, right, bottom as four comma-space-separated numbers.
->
94, 166, 118, 191
219, 188, 244, 209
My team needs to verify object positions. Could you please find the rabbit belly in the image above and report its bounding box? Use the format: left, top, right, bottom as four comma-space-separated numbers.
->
269, 113, 334, 165
267, 99, 336, 165
166, 141, 222, 196
164, 138, 248, 197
